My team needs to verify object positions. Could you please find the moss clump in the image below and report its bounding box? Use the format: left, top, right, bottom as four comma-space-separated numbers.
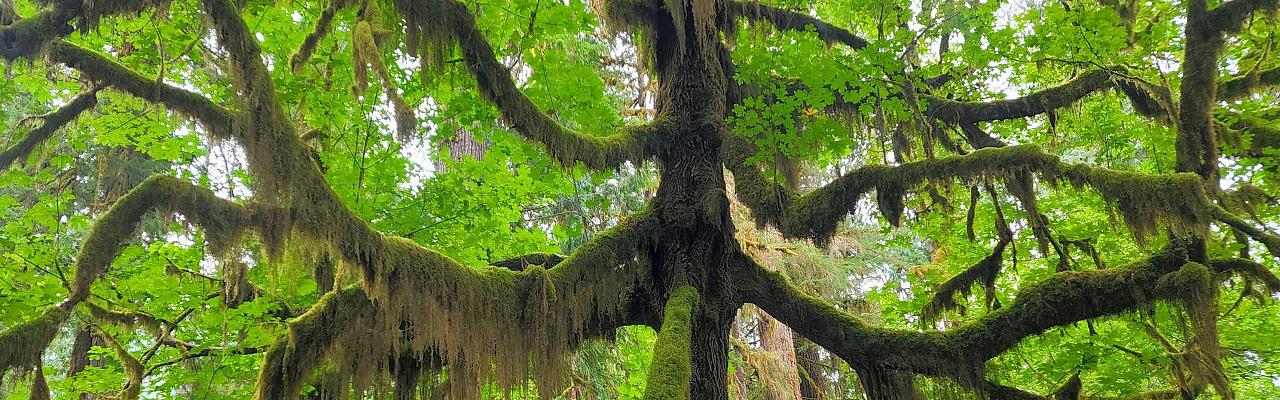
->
921, 239, 1009, 323
644, 284, 699, 400
0, 307, 70, 376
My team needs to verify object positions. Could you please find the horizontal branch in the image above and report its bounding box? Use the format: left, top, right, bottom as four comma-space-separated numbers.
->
737, 144, 1210, 246
726, 2, 869, 49
0, 89, 99, 170
736, 244, 1199, 380
0, 0, 158, 61
1217, 67, 1280, 102
394, 0, 664, 170
924, 70, 1113, 123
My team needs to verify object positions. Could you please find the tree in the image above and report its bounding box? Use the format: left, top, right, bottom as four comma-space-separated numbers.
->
1, 0, 1279, 398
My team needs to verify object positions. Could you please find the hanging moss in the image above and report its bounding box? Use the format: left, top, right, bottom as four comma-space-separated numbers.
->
774, 144, 1210, 246
1154, 262, 1234, 399
921, 240, 1009, 323
0, 307, 68, 377
724, 1, 868, 48
291, 0, 351, 74
255, 215, 652, 399
222, 260, 257, 308
98, 328, 145, 400
644, 284, 699, 400
70, 175, 253, 305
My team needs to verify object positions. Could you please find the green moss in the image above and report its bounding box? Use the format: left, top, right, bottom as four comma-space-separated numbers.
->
395, 0, 658, 170
921, 240, 1009, 323
771, 144, 1210, 246
0, 307, 69, 376
71, 175, 252, 305
644, 284, 699, 400
0, 90, 98, 171
99, 329, 144, 400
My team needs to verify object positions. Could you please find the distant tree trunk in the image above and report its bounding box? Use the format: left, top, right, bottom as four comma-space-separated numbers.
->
757, 310, 802, 400
67, 327, 104, 400
795, 339, 827, 400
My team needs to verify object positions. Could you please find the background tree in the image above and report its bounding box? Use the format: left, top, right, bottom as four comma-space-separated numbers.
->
1, 0, 1279, 399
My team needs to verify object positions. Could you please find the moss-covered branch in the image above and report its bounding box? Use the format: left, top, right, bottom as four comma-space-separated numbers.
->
1213, 205, 1280, 259
48, 42, 235, 136
725, 2, 869, 49
289, 0, 351, 74
1217, 67, 1280, 101
392, 0, 665, 170
1205, 0, 1279, 35
69, 175, 256, 305
97, 327, 144, 400
735, 245, 1206, 380
0, 89, 98, 170
0, 307, 69, 376
257, 216, 656, 399
643, 285, 699, 400
0, 0, 158, 61
751, 144, 1209, 245
924, 70, 1114, 123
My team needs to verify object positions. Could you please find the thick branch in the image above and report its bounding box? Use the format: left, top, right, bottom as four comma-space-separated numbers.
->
726, 2, 869, 49
643, 285, 699, 400
0, 89, 99, 170
736, 245, 1198, 380
0, 0, 156, 61
394, 0, 663, 170
924, 70, 1113, 123
740, 144, 1209, 246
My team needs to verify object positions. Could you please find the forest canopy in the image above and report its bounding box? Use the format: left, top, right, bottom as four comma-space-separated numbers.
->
0, 0, 1278, 398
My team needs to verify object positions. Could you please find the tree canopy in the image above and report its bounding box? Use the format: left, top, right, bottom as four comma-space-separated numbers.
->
0, 0, 1278, 398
